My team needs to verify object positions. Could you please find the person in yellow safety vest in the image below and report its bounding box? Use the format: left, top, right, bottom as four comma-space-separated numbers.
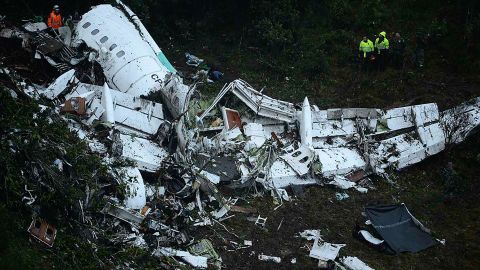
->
47, 5, 63, 30
359, 36, 374, 71
375, 31, 389, 71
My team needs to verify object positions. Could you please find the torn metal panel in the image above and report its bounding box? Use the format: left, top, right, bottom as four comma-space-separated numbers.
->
440, 97, 480, 144
258, 254, 281, 263
101, 82, 115, 124
152, 248, 208, 269
195, 166, 221, 184
340, 257, 375, 270
199, 80, 296, 123
229, 80, 296, 122
194, 154, 240, 183
315, 148, 367, 178
243, 123, 267, 150
312, 119, 357, 138
115, 167, 146, 209
417, 123, 445, 156
40, 69, 78, 99
162, 73, 193, 118
102, 202, 144, 227
326, 108, 379, 120
113, 133, 168, 172
27, 218, 56, 247
23, 22, 48, 32
358, 230, 384, 245
268, 159, 317, 188
345, 170, 368, 182
67, 83, 165, 136
280, 145, 315, 176
412, 103, 439, 127
382, 106, 415, 130
300, 97, 313, 148
310, 239, 345, 261
369, 133, 426, 173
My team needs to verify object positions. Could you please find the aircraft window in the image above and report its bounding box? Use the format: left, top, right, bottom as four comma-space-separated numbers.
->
82, 22, 91, 29
91, 29, 99, 35
100, 36, 108, 43
116, 50, 125, 57
109, 44, 117, 51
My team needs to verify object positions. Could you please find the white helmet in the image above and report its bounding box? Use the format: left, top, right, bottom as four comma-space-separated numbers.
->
53, 5, 60, 11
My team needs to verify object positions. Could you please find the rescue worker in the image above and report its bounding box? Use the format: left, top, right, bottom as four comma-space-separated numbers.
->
391, 33, 406, 69
359, 36, 374, 72
47, 5, 63, 30
375, 31, 389, 71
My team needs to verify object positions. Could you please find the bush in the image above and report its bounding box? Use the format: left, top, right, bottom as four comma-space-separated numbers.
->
251, 0, 299, 50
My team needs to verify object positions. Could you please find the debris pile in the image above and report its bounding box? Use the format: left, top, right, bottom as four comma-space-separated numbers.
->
1, 1, 479, 268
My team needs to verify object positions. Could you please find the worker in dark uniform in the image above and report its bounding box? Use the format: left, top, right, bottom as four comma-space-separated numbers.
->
391, 33, 406, 69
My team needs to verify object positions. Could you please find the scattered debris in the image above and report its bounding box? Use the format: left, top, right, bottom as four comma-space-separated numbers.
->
340, 256, 375, 270
258, 254, 282, 263
336, 192, 350, 201
310, 241, 346, 261
254, 215, 268, 227
152, 247, 208, 268
2, 1, 480, 268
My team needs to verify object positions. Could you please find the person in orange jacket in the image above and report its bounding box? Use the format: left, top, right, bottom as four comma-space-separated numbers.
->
47, 5, 63, 29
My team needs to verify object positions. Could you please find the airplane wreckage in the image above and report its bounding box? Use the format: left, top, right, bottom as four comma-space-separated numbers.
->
1, 1, 480, 269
